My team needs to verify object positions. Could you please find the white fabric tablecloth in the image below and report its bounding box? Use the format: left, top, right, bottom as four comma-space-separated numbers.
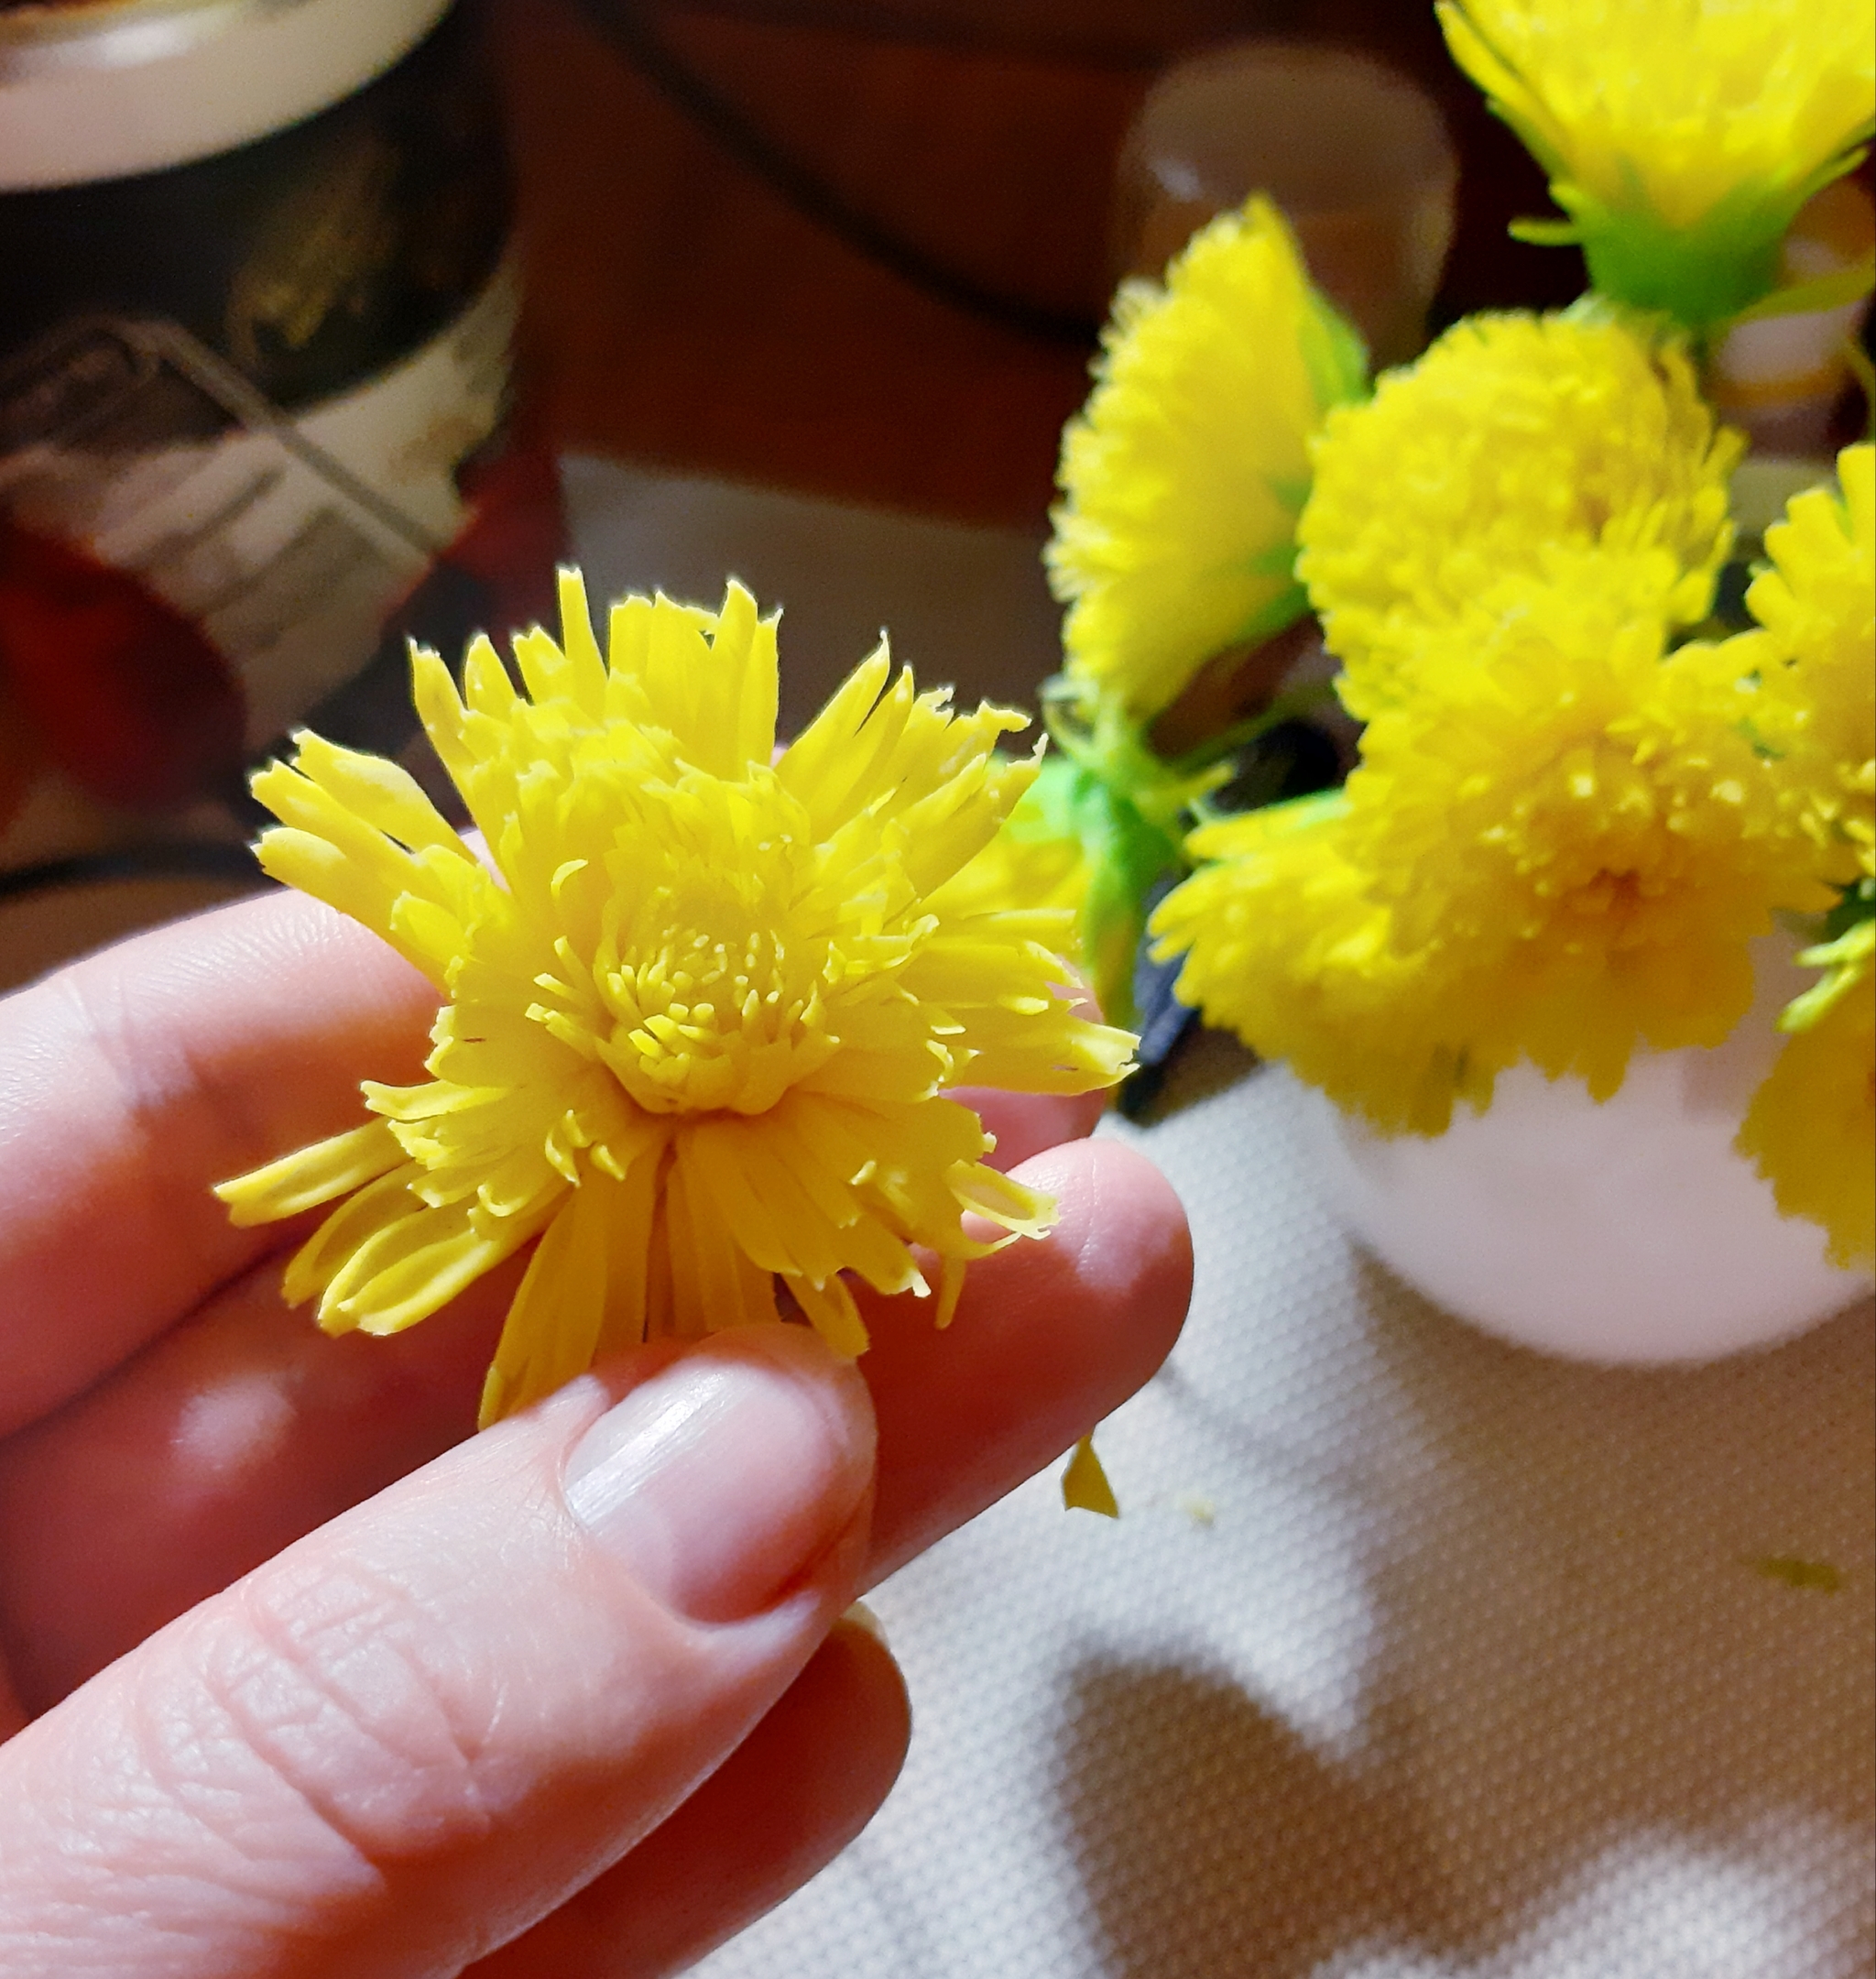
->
698, 1038, 1874, 1979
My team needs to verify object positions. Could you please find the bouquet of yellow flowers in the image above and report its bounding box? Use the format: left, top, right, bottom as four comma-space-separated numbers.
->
1029, 0, 1874, 1269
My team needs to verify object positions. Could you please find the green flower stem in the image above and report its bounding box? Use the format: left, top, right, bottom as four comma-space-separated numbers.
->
1163, 679, 1340, 781
1040, 687, 1222, 1026
1040, 673, 1343, 1025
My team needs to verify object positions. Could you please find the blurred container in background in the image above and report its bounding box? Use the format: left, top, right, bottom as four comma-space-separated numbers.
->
1111, 39, 1456, 368
0, 0, 563, 899
1707, 176, 1875, 463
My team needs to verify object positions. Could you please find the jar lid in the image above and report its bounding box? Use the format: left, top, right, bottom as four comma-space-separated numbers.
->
0, 0, 453, 189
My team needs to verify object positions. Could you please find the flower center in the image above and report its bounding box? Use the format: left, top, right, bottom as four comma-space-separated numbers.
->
517, 770, 923, 1121
513, 772, 864, 1118
593, 876, 840, 1115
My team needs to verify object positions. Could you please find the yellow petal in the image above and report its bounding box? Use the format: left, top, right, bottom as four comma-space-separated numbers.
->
215, 1118, 404, 1225
479, 1176, 609, 1427
331, 1191, 554, 1337
279, 1168, 426, 1313
790, 1271, 870, 1358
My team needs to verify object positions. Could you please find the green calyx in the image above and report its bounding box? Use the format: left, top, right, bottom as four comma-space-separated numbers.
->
1038, 691, 1221, 1027
1040, 668, 1343, 1024
1779, 878, 1876, 1035
1516, 145, 1872, 334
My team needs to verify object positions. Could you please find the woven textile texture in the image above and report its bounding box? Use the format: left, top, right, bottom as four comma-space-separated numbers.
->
696, 1037, 1874, 1979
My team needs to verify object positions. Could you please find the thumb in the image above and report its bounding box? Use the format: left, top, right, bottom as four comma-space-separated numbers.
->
0, 1324, 874, 1979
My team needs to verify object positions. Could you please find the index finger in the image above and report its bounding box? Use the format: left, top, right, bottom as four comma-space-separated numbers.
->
0, 888, 435, 1438
0, 891, 1112, 1442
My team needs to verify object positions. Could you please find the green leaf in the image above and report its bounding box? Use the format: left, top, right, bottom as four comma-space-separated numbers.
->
1727, 252, 1875, 326
1508, 216, 1581, 246
1073, 773, 1183, 1030
1823, 873, 1876, 944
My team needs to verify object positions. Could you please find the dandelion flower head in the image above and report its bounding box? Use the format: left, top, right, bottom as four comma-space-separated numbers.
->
1346, 591, 1838, 1099
217, 574, 1135, 1426
1046, 196, 1367, 725
1297, 308, 1740, 720
1729, 449, 1875, 1269
1739, 915, 1876, 1268
1151, 793, 1491, 1137
1736, 443, 1875, 888
1154, 576, 1836, 1132
1437, 0, 1876, 323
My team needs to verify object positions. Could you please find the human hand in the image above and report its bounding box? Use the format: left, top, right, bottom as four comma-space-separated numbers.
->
0, 888, 1191, 1976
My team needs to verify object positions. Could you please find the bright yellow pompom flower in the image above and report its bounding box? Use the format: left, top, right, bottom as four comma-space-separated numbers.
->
1438, 0, 1876, 324
1346, 596, 1836, 1106
1730, 445, 1875, 1268
1740, 916, 1876, 1268
1046, 196, 1367, 724
1737, 443, 1875, 885
1154, 581, 1838, 1134
1298, 308, 1740, 720
1151, 793, 1492, 1138
216, 573, 1134, 1427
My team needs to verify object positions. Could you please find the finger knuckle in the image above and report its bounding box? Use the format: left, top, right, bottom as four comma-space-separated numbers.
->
180, 1557, 502, 1868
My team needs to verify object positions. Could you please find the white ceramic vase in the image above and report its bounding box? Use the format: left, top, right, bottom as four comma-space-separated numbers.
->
1295, 943, 1874, 1362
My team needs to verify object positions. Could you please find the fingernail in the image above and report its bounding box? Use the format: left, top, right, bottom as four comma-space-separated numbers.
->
563, 1327, 873, 1624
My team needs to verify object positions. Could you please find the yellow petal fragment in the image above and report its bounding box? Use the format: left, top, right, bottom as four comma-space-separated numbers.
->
1047, 195, 1367, 721
1062, 1436, 1119, 1518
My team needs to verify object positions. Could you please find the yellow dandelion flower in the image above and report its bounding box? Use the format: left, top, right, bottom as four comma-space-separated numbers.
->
1298, 308, 1740, 720
1155, 582, 1837, 1134
1732, 446, 1876, 1265
1046, 196, 1368, 724
1737, 443, 1875, 886
1348, 593, 1835, 1101
1739, 916, 1876, 1267
216, 573, 1134, 1426
1438, 0, 1876, 325
1151, 793, 1493, 1137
